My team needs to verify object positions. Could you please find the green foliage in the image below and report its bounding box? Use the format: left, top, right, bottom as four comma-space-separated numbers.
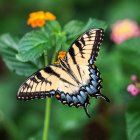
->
64, 18, 107, 43
0, 34, 38, 76
97, 48, 126, 104
17, 30, 50, 62
0, 74, 23, 140
83, 18, 107, 31
63, 20, 85, 40
117, 38, 140, 75
126, 96, 140, 140
116, 38, 140, 140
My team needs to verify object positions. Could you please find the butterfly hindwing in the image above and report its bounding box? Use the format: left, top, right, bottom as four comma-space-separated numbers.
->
55, 65, 91, 106
55, 64, 103, 107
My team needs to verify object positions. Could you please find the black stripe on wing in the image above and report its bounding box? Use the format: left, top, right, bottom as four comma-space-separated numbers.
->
17, 65, 75, 101
89, 29, 104, 64
68, 47, 83, 81
17, 66, 58, 101
65, 28, 104, 65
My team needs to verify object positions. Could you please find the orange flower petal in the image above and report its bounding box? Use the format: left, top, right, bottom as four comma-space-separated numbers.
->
45, 12, 56, 20
36, 19, 45, 27
31, 20, 38, 28
27, 11, 56, 28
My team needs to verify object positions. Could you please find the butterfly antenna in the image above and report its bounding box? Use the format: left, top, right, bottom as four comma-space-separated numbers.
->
83, 105, 91, 118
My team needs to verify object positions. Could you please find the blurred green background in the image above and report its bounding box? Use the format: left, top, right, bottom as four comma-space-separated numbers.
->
0, 0, 140, 140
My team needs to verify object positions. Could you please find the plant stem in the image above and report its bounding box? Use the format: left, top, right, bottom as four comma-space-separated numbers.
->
51, 50, 58, 65
42, 98, 51, 140
42, 50, 51, 140
44, 50, 49, 66
42, 50, 57, 140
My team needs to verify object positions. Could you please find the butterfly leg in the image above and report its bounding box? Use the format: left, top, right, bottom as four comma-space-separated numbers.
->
94, 93, 110, 102
83, 103, 91, 118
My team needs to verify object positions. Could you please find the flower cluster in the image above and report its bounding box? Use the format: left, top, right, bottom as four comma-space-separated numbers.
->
127, 75, 140, 96
27, 11, 56, 28
55, 51, 66, 64
111, 19, 140, 44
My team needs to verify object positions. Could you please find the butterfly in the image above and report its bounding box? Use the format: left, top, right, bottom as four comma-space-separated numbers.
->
17, 28, 110, 117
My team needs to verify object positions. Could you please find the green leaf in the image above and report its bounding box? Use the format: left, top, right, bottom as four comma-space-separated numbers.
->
42, 20, 67, 60
45, 20, 62, 33
0, 34, 38, 76
63, 20, 85, 39
17, 30, 50, 62
62, 19, 107, 52
83, 18, 108, 31
0, 33, 18, 50
64, 19, 107, 38
126, 96, 140, 140
64, 18, 107, 44
45, 21, 66, 53
3, 50, 38, 76
55, 32, 67, 52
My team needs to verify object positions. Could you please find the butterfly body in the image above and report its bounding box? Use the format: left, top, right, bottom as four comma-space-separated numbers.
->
17, 28, 110, 117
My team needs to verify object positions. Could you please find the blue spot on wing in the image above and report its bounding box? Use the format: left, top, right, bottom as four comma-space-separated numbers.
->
80, 91, 87, 99
73, 96, 79, 104
50, 91, 55, 95
89, 59, 94, 64
90, 85, 97, 92
90, 69, 95, 74
86, 86, 93, 94
66, 94, 72, 103
91, 74, 98, 81
91, 80, 98, 87
77, 95, 85, 104
61, 93, 66, 100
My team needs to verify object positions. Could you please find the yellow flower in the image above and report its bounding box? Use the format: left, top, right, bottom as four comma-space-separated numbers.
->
55, 51, 66, 64
45, 12, 56, 20
27, 11, 56, 28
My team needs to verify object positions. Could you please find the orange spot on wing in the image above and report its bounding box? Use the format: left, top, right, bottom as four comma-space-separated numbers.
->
55, 94, 60, 99
92, 64, 95, 68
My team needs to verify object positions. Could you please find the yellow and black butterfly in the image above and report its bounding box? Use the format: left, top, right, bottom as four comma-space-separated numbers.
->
17, 28, 110, 117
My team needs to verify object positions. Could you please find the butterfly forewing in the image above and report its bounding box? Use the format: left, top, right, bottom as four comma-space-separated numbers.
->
65, 28, 104, 65
17, 65, 61, 100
